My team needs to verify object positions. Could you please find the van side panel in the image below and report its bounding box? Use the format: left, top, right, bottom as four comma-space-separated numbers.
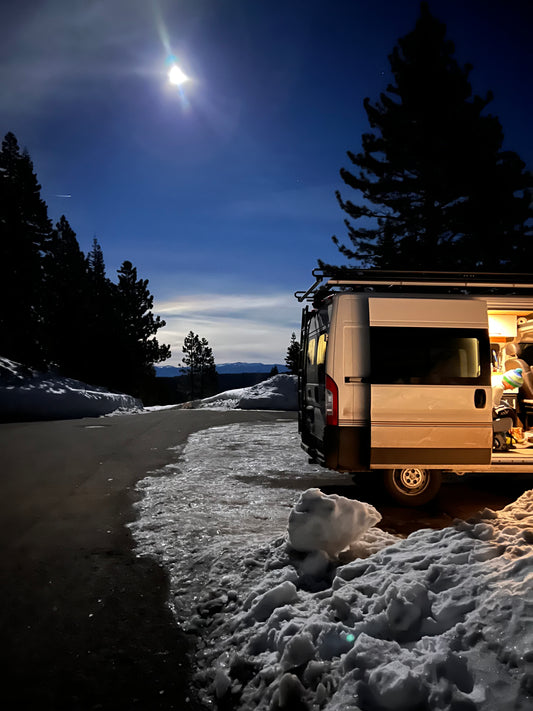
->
368, 297, 489, 329
368, 297, 492, 467
370, 386, 492, 465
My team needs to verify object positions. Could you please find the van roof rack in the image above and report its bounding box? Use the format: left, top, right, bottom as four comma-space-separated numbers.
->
295, 268, 533, 302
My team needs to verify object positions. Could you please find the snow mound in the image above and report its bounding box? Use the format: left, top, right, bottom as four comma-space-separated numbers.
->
193, 490, 533, 711
288, 488, 382, 557
197, 374, 298, 411
0, 357, 143, 421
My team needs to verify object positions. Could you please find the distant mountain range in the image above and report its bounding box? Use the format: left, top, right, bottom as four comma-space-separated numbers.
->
155, 362, 289, 377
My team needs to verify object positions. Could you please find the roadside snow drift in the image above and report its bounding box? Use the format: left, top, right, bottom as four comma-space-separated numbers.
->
0, 357, 142, 420
130, 421, 533, 711
194, 374, 298, 410
195, 492, 533, 711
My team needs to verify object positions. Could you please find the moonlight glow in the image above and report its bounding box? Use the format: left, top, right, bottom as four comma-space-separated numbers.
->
168, 64, 189, 86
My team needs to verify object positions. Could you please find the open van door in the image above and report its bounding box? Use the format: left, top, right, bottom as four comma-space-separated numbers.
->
368, 297, 492, 468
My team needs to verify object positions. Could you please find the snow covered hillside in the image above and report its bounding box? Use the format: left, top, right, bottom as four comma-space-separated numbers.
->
188, 374, 298, 411
0, 359, 297, 421
131, 421, 533, 711
0, 357, 143, 420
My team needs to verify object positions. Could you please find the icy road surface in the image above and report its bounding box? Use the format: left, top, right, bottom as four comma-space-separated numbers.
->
129, 421, 330, 616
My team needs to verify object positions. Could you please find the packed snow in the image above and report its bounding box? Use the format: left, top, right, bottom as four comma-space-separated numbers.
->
130, 421, 533, 711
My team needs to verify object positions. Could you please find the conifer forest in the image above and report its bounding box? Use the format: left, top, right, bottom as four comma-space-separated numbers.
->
0, 131, 171, 398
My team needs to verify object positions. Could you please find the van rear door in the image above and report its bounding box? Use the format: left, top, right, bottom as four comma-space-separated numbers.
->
368, 297, 492, 467
299, 306, 330, 449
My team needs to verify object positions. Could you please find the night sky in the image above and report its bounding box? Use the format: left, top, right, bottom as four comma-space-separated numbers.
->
2, 0, 532, 365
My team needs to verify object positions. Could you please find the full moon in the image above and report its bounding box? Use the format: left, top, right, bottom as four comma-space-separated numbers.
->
168, 64, 189, 86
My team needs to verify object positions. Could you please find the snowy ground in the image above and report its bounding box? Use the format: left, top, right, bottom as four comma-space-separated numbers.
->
130, 421, 533, 711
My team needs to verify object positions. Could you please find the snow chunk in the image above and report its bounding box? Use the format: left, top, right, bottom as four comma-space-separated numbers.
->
288, 488, 382, 557
248, 581, 298, 622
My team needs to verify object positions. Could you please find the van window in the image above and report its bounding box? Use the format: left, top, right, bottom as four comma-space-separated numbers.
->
317, 334, 327, 367
370, 327, 490, 385
307, 337, 317, 381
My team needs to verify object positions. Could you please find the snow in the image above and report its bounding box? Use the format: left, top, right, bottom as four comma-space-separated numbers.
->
190, 374, 298, 411
0, 357, 143, 420
0, 359, 298, 420
130, 420, 533, 711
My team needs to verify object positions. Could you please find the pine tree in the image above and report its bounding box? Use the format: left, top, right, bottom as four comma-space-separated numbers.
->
0, 132, 52, 365
82, 238, 117, 387
326, 2, 533, 272
285, 333, 301, 375
113, 260, 171, 395
43, 215, 89, 376
181, 331, 217, 398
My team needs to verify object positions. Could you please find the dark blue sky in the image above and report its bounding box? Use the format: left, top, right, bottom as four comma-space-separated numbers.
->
2, 0, 532, 363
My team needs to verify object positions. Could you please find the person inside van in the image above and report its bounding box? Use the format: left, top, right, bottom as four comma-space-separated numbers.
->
492, 367, 524, 407
492, 368, 524, 442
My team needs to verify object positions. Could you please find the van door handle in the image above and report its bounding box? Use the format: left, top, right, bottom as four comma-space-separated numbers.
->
474, 389, 487, 408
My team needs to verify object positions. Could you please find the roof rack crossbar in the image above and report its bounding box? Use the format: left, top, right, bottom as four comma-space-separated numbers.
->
294, 273, 324, 302
295, 268, 533, 301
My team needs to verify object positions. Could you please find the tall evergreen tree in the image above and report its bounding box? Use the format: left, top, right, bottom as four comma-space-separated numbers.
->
181, 331, 217, 398
112, 260, 171, 395
285, 332, 301, 375
82, 237, 117, 387
43, 216, 89, 376
326, 2, 532, 272
0, 132, 52, 365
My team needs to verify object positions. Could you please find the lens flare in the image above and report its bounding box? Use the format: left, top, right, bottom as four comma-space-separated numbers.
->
168, 63, 189, 86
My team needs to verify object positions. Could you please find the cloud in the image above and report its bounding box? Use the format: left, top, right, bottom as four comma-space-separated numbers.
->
154, 291, 301, 364
224, 184, 339, 223
0, 0, 161, 115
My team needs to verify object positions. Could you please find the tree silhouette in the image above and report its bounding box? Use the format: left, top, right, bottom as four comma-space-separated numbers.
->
0, 132, 52, 365
113, 260, 171, 395
325, 2, 532, 271
43, 216, 89, 377
81, 237, 117, 387
285, 333, 301, 375
181, 331, 217, 398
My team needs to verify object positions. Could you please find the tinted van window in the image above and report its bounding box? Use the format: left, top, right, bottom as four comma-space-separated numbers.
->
370, 327, 490, 385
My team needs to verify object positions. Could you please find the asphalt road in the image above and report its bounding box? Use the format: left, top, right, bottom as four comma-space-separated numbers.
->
0, 409, 295, 711
2, 409, 532, 710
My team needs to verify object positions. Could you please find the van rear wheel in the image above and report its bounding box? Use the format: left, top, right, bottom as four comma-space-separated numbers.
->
383, 468, 441, 507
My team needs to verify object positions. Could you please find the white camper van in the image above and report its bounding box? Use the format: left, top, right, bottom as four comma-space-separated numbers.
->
296, 270, 533, 506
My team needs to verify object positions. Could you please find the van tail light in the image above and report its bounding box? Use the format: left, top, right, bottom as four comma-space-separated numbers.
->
325, 375, 338, 426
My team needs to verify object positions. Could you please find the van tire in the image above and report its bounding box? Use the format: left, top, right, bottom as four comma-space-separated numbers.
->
383, 468, 441, 507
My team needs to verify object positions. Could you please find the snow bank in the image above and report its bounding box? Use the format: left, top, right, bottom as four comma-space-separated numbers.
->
130, 419, 533, 711
0, 357, 142, 421
194, 491, 533, 711
195, 374, 298, 411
